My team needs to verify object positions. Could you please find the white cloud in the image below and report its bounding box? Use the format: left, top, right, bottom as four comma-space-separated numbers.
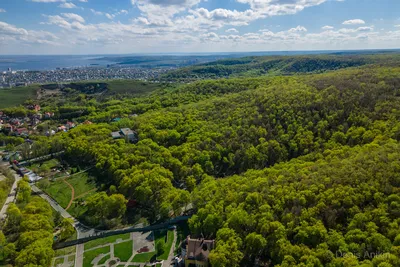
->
226, 28, 239, 33
59, 2, 77, 8
0, 8, 6, 13
0, 21, 59, 47
78, 0, 88, 2
288, 25, 307, 33
395, 25, 400, 28
90, 9, 103, 15
62, 13, 85, 23
322, 25, 334, 30
342, 19, 365, 25
105, 13, 115, 20
0, 21, 28, 35
235, 0, 327, 16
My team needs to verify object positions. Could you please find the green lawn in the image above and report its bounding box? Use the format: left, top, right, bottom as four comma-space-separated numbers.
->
66, 202, 88, 219
114, 240, 133, 261
30, 159, 60, 175
68, 255, 75, 263
40, 172, 97, 209
84, 233, 130, 250
54, 257, 64, 266
55, 246, 76, 257
83, 246, 110, 267
97, 254, 110, 265
156, 230, 175, 260
131, 252, 156, 263
41, 178, 72, 208
66, 172, 97, 197
0, 85, 38, 108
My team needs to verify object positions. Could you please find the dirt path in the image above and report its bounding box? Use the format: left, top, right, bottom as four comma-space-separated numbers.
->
63, 179, 75, 210
74, 188, 96, 200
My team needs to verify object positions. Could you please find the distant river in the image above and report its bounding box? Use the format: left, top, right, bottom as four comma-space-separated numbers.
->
0, 55, 116, 72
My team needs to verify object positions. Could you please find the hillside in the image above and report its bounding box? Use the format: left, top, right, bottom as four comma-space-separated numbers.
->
161, 53, 400, 81
47, 65, 400, 266
1, 56, 400, 267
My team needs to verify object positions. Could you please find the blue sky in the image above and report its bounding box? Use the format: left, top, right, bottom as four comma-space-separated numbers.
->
0, 0, 399, 54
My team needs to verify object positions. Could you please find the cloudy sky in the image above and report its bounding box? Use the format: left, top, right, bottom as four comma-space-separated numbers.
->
0, 0, 399, 54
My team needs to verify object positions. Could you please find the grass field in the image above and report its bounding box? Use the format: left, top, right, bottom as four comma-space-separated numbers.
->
156, 230, 174, 260
114, 240, 133, 261
0, 85, 38, 108
41, 178, 72, 208
131, 251, 156, 263
83, 246, 110, 267
97, 254, 110, 265
84, 233, 131, 250
41, 172, 97, 209
54, 258, 64, 266
55, 246, 76, 257
30, 159, 60, 175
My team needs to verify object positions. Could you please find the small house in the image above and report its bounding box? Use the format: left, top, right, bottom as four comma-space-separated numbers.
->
182, 237, 215, 267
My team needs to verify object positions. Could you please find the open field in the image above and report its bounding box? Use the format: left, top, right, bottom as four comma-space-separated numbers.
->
40, 172, 97, 209
0, 85, 39, 108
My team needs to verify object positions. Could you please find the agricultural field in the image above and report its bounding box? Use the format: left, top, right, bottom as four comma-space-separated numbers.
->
0, 85, 39, 108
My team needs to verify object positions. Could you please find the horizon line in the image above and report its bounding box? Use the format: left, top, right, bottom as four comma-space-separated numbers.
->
1, 48, 400, 57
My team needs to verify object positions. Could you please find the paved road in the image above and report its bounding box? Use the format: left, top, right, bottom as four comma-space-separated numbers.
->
163, 229, 177, 267
0, 166, 22, 220
31, 184, 100, 238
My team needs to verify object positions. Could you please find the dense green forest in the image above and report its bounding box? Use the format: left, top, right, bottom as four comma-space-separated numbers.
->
1, 55, 400, 266
161, 54, 400, 81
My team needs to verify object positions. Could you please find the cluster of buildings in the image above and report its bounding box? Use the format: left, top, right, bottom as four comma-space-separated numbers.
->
0, 105, 77, 137
0, 67, 172, 88
0, 110, 39, 137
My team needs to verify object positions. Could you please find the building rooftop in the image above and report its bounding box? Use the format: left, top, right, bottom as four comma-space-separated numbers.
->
186, 237, 215, 262
111, 132, 122, 139
120, 128, 134, 136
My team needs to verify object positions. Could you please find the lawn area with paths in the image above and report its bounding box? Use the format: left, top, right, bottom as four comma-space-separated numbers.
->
84, 233, 131, 250
97, 254, 110, 265
131, 251, 156, 263
83, 246, 110, 267
41, 172, 97, 209
114, 240, 133, 261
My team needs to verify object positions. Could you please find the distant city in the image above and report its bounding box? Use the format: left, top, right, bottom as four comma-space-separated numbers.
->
0, 66, 173, 88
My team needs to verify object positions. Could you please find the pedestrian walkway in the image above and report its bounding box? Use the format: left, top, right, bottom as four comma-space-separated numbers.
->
0, 167, 21, 220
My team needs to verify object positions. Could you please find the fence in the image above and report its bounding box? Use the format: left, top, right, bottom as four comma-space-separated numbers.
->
53, 215, 192, 249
